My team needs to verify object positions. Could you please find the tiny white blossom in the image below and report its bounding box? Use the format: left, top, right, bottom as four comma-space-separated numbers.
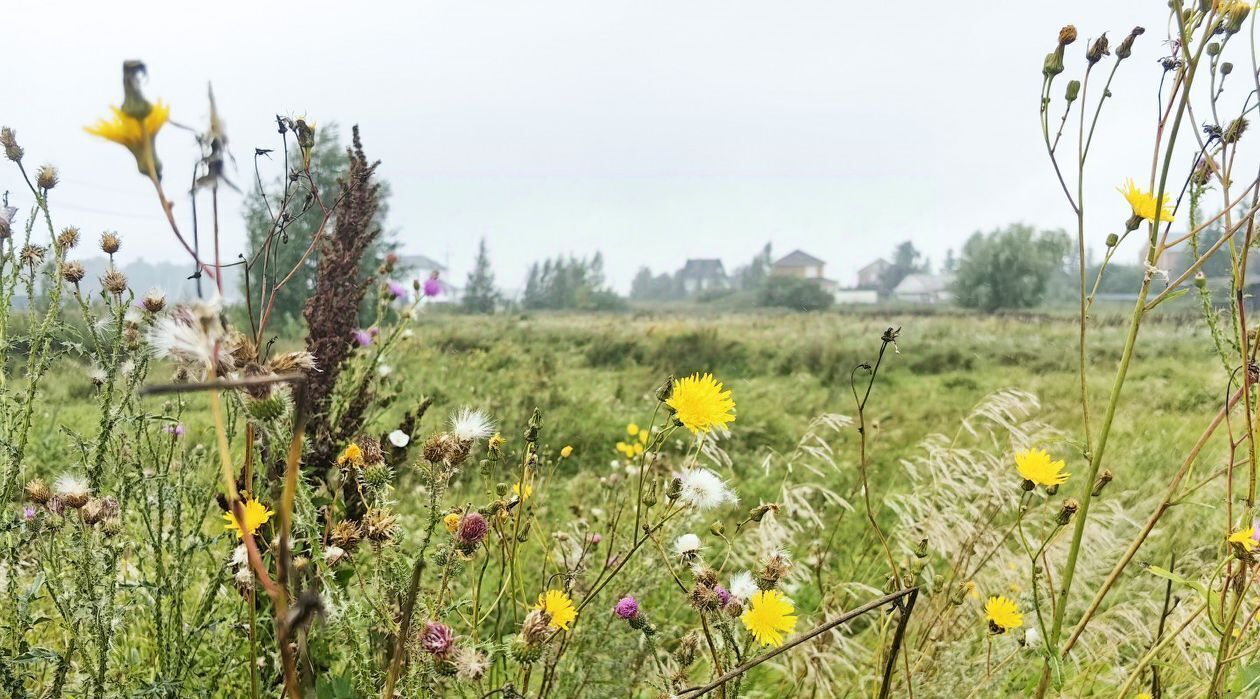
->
377, 364, 392, 377
677, 468, 736, 511
388, 429, 411, 448
450, 408, 495, 443
729, 571, 758, 601
673, 533, 702, 557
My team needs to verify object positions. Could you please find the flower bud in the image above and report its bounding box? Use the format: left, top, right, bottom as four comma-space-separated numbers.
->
1056, 499, 1079, 526
1065, 80, 1081, 102
1105, 233, 1119, 248
1086, 34, 1110, 65
1, 127, 23, 162
1059, 26, 1077, 46
1222, 62, 1234, 76
1116, 27, 1144, 60
1091, 469, 1114, 497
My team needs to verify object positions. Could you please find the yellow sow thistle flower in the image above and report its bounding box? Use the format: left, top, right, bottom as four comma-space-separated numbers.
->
984, 595, 1023, 633
513, 479, 534, 500
741, 590, 798, 647
337, 443, 363, 467
666, 373, 736, 434
443, 512, 461, 534
1118, 178, 1175, 225
535, 589, 577, 630
85, 101, 171, 178
223, 497, 275, 539
1015, 448, 1069, 488
560, 445, 573, 458
626, 423, 640, 437
1227, 527, 1257, 554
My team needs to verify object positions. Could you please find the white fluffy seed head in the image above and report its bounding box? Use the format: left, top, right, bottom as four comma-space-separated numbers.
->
673, 533, 702, 557
677, 468, 736, 511
729, 571, 758, 601
450, 407, 495, 443
53, 474, 90, 499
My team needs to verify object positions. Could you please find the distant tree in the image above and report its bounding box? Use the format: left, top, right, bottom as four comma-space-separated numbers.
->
953, 224, 1072, 311
462, 238, 500, 314
522, 254, 626, 311
241, 124, 392, 325
733, 243, 773, 291
758, 276, 834, 312
630, 266, 678, 300
879, 241, 927, 293
942, 248, 958, 273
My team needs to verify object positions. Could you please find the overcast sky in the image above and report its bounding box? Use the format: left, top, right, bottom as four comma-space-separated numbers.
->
2, 1, 1213, 293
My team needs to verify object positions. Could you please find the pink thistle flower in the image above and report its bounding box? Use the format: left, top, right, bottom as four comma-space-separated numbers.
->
420, 621, 455, 657
614, 596, 639, 620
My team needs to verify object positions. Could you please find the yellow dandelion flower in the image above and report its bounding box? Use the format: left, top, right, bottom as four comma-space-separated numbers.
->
337, 443, 363, 467
666, 373, 736, 434
513, 479, 534, 500
633, 442, 644, 456
1227, 527, 1257, 552
626, 423, 640, 437
984, 596, 1023, 633
85, 101, 171, 177
741, 589, 797, 647
560, 445, 573, 458
961, 580, 979, 600
1118, 178, 1175, 223
535, 589, 577, 630
1015, 448, 1069, 487
615, 441, 632, 457
222, 497, 275, 539
443, 512, 461, 534
638, 429, 649, 445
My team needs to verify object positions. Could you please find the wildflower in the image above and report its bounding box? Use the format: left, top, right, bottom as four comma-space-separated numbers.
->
740, 590, 798, 647
100, 231, 121, 254
423, 274, 442, 297
677, 468, 736, 511
141, 288, 166, 313
337, 443, 363, 467
363, 507, 399, 543
535, 589, 578, 630
560, 445, 573, 458
85, 99, 171, 177
388, 429, 410, 448
673, 533, 703, 558
614, 596, 640, 620
35, 165, 59, 190
330, 521, 363, 551
453, 646, 489, 682
101, 269, 128, 295
1015, 448, 1069, 489
458, 512, 489, 547
513, 479, 534, 500
163, 423, 185, 438
450, 408, 495, 443
420, 621, 455, 657
21, 506, 36, 522
222, 497, 275, 539
615, 440, 644, 458
627, 423, 640, 437
352, 329, 374, 347
386, 280, 408, 300
1228, 527, 1257, 554
1118, 179, 1175, 226
729, 571, 759, 601
666, 373, 736, 434
443, 512, 462, 533
985, 596, 1024, 633
53, 474, 91, 508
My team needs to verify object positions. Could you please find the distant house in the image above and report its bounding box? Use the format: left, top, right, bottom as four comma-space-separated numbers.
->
397, 253, 459, 301
772, 250, 827, 280
857, 258, 890, 289
892, 273, 955, 304
833, 288, 880, 305
677, 259, 728, 294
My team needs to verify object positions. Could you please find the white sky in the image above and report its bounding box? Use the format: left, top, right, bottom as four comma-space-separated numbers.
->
1, 1, 1223, 293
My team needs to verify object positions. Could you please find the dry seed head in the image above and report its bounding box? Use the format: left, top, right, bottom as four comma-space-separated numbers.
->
24, 478, 51, 504
1086, 34, 1109, 65
57, 227, 80, 249
330, 520, 363, 551
101, 269, 128, 295
520, 609, 552, 645
100, 231, 121, 254
689, 584, 720, 612
268, 350, 317, 374
142, 288, 166, 313
1058, 25, 1077, 46
1056, 499, 1080, 526
20, 245, 46, 269
1115, 26, 1144, 59
363, 507, 398, 543
358, 436, 384, 466
36, 165, 59, 190
1, 126, 23, 162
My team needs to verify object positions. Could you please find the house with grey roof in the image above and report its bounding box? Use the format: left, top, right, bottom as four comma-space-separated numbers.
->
676, 259, 728, 295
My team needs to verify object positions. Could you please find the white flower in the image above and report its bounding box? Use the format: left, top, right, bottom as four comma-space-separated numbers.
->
323, 545, 347, 567
148, 298, 236, 372
388, 430, 410, 448
677, 468, 736, 511
402, 328, 415, 338
53, 474, 90, 499
729, 571, 758, 601
673, 533, 702, 557
1024, 626, 1041, 649
450, 407, 495, 443
230, 544, 249, 568
377, 364, 392, 377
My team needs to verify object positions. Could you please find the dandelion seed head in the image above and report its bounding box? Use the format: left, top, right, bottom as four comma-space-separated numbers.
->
677, 467, 736, 511
450, 407, 495, 443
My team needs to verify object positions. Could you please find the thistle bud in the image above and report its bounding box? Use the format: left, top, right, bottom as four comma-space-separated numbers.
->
1043, 49, 1065, 78
1021, 478, 1035, 492
1222, 62, 1234, 76
36, 165, 59, 191
1225, 3, 1251, 35
1056, 499, 1079, 526
1065, 80, 1081, 102
1086, 34, 1110, 65
1115, 27, 1144, 60
1207, 42, 1221, 58
1195, 271, 1208, 289
666, 477, 682, 501
1224, 117, 1248, 145
709, 521, 724, 536
120, 61, 154, 120
1091, 469, 1114, 497
1, 126, 23, 162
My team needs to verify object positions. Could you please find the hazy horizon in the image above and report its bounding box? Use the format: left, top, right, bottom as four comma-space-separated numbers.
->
3, 1, 1202, 294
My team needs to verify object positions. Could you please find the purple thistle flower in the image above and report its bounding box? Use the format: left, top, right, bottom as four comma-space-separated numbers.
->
458, 512, 489, 546
590, 533, 603, 545
164, 423, 185, 438
352, 329, 374, 347
714, 584, 731, 606
614, 596, 639, 620
21, 506, 36, 521
423, 277, 442, 298
420, 621, 455, 656
387, 281, 409, 300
